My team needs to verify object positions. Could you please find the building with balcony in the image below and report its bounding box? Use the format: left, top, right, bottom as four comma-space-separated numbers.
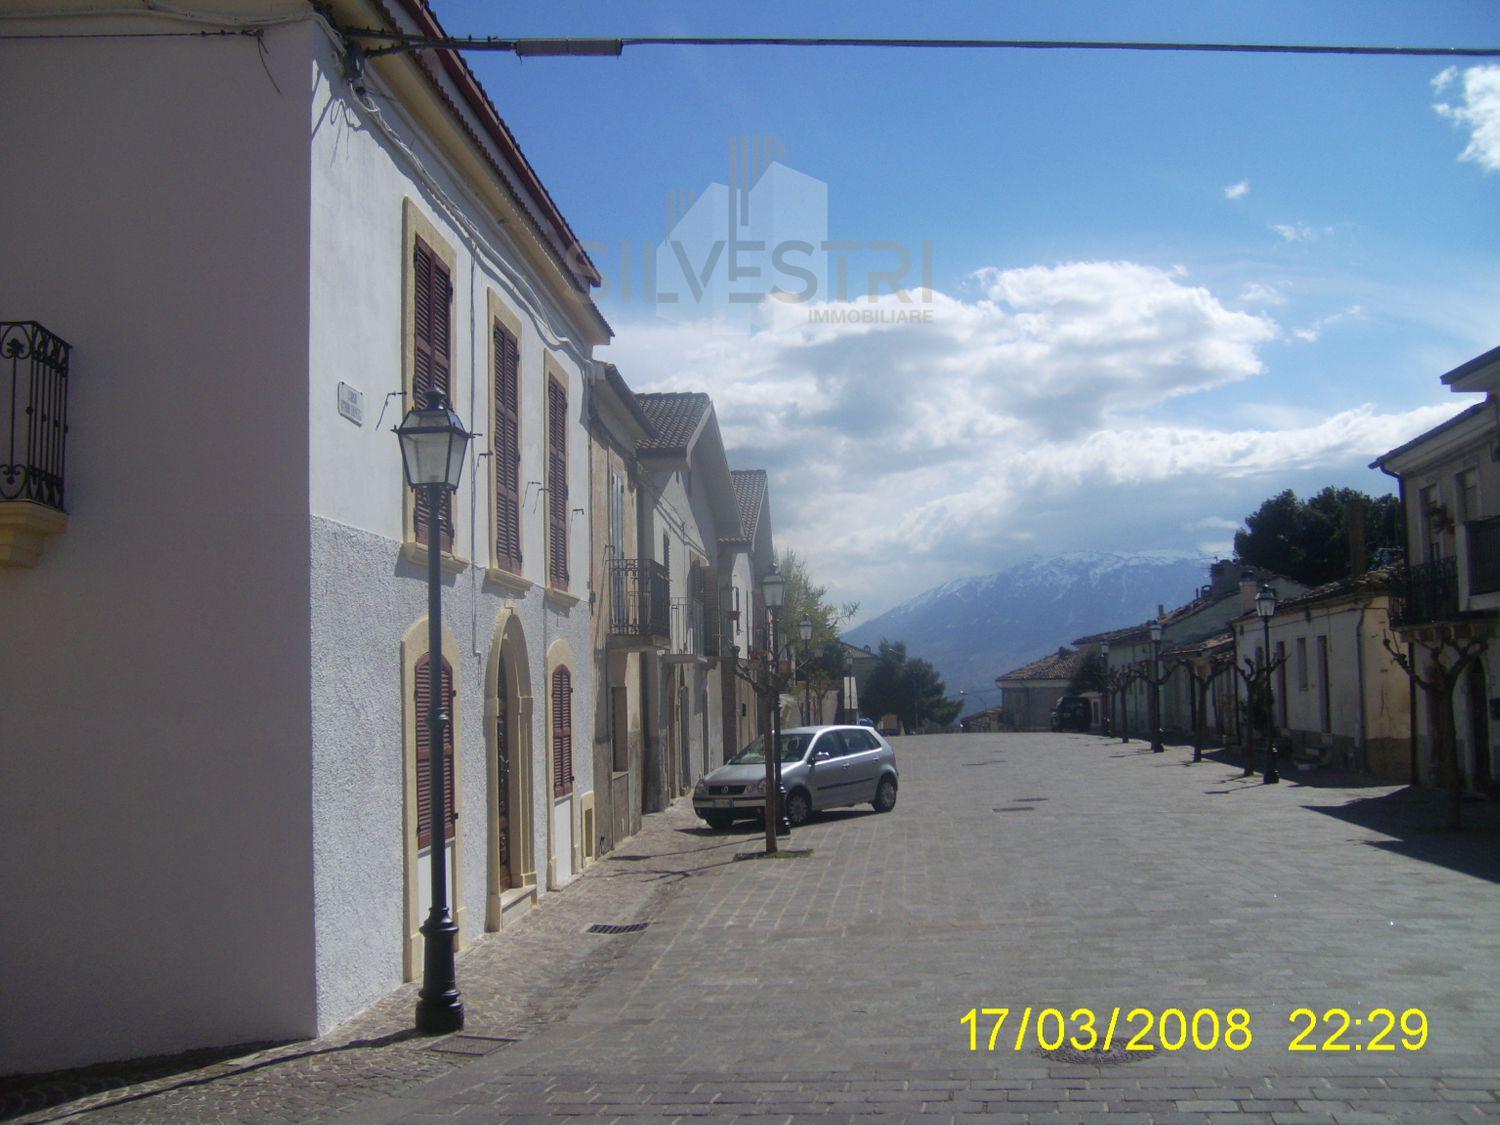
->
1, 0, 606, 1075
1372, 344, 1500, 792
718, 469, 776, 755
588, 364, 660, 859
634, 393, 745, 808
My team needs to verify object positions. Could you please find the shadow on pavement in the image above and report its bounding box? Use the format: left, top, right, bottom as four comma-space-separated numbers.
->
0, 1030, 420, 1123
1304, 787, 1500, 886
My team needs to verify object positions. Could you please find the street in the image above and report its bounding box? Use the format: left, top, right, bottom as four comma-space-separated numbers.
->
12, 732, 1500, 1122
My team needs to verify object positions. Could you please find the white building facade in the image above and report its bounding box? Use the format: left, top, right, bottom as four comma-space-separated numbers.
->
2, 0, 607, 1074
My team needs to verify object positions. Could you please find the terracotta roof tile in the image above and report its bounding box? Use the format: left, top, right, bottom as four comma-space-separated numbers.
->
636, 392, 711, 453
998, 647, 1080, 683
727, 469, 767, 542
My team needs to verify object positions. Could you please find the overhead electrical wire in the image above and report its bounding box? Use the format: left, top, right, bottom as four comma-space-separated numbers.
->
336, 32, 1500, 61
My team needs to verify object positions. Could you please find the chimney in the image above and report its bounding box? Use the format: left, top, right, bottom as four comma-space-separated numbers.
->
1157, 603, 1165, 620
1347, 497, 1367, 579
1240, 575, 1260, 613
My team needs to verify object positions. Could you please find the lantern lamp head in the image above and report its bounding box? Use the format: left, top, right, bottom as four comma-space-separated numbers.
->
1255, 584, 1277, 619
395, 390, 472, 491
762, 565, 786, 609
799, 614, 814, 643
1149, 620, 1163, 643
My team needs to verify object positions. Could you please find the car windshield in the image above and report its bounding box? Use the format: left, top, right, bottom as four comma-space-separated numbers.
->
727, 734, 811, 764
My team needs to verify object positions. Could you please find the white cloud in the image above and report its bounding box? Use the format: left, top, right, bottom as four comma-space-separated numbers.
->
1223, 180, 1250, 199
1433, 64, 1500, 172
1238, 282, 1286, 306
1290, 304, 1366, 344
1270, 222, 1334, 242
597, 260, 1457, 614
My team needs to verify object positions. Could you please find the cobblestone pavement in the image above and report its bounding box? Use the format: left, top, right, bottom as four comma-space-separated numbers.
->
11, 733, 1500, 1122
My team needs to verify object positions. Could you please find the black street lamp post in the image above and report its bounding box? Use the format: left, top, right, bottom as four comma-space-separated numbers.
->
1257, 584, 1280, 784
1148, 620, 1165, 753
762, 566, 792, 840
1099, 641, 1112, 736
798, 614, 814, 724
395, 390, 472, 1036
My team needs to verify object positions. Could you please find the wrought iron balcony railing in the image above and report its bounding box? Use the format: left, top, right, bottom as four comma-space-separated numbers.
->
606, 557, 670, 641
670, 596, 705, 658
1390, 556, 1460, 627
2, 321, 71, 512
1468, 516, 1500, 598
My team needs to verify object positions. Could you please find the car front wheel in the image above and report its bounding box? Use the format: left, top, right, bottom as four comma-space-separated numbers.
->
873, 776, 898, 813
784, 788, 811, 828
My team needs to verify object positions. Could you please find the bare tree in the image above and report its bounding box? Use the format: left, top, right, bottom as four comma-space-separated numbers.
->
1382, 629, 1488, 830
1232, 651, 1287, 778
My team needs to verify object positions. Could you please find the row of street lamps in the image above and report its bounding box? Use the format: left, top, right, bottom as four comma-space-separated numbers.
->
1098, 583, 1280, 783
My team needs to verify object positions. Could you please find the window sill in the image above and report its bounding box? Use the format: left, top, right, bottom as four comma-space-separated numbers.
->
0, 501, 67, 568
545, 586, 582, 610
485, 567, 533, 595
401, 540, 470, 576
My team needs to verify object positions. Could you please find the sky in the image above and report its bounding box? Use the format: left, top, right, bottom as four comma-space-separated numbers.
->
433, 1, 1500, 625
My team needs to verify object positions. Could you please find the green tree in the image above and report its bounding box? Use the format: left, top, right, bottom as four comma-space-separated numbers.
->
1233, 486, 1401, 586
860, 639, 962, 733
774, 549, 859, 720
1068, 649, 1107, 694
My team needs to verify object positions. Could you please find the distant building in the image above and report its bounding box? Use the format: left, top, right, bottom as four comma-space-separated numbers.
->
959, 706, 1006, 733
997, 647, 1080, 731
1230, 569, 1411, 779
1371, 344, 1499, 791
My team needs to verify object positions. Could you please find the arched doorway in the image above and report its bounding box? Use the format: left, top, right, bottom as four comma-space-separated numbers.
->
485, 610, 535, 931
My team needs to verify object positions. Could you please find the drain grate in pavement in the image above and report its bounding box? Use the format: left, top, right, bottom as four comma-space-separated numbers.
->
586, 922, 649, 935
427, 1035, 517, 1057
963, 760, 1004, 767
1015, 797, 1049, 802
1034, 1044, 1145, 1066
992, 806, 1035, 813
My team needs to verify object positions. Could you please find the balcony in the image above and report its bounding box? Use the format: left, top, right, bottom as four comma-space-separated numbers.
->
606, 557, 669, 645
1, 321, 71, 567
1468, 516, 1500, 598
1389, 556, 1460, 629
667, 596, 705, 662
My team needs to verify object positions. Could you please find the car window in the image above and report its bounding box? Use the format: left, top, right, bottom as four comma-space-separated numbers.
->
845, 729, 880, 752
813, 730, 848, 758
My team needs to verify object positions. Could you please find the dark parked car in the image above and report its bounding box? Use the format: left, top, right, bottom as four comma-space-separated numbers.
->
1050, 694, 1092, 732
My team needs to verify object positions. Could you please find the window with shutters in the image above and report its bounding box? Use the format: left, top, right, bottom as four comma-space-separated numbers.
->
410, 234, 455, 554
492, 319, 522, 573
414, 652, 457, 850
547, 376, 569, 588
551, 665, 573, 797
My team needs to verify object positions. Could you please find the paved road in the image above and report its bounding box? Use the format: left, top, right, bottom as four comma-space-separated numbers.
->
13, 733, 1500, 1122
346, 733, 1500, 1122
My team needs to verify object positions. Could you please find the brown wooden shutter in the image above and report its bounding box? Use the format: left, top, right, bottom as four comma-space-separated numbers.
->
412, 239, 455, 554
414, 653, 457, 849
552, 666, 573, 797
547, 376, 568, 587
493, 322, 522, 572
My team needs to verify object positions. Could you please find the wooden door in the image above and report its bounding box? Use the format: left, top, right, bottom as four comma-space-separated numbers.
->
495, 671, 513, 892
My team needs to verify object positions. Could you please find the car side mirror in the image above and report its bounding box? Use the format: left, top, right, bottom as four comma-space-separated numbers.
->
813, 750, 832, 763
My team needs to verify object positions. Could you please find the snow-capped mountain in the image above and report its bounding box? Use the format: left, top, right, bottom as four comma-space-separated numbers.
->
843, 551, 1214, 704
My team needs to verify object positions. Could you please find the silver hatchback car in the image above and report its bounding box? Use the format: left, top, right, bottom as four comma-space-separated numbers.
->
693, 725, 899, 830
